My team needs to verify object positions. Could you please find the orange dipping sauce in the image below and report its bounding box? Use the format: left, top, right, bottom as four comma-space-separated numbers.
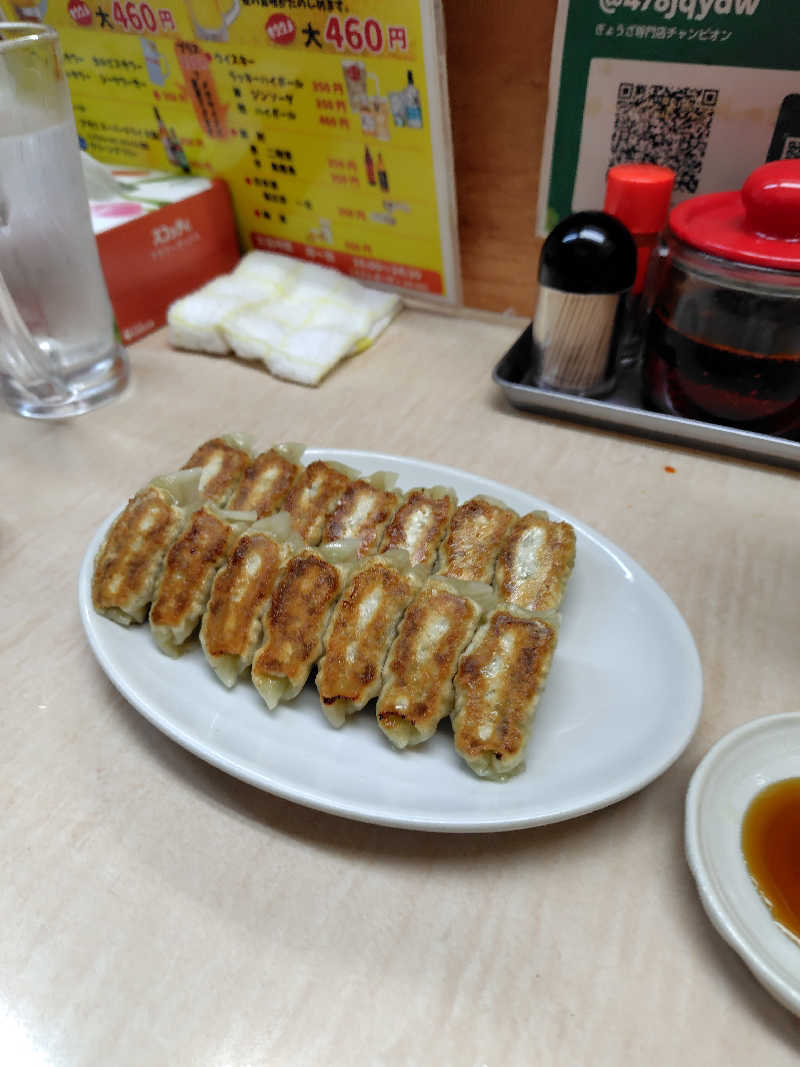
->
741, 778, 800, 943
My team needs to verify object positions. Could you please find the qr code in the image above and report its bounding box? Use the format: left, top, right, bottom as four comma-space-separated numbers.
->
609, 83, 719, 194
781, 136, 800, 159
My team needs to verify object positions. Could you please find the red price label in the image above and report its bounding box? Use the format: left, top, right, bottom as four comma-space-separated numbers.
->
111, 0, 160, 32
266, 13, 296, 44
68, 0, 92, 25
323, 15, 403, 54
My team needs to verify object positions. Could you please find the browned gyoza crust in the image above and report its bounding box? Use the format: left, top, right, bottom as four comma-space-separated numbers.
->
182, 437, 251, 506
92, 485, 184, 623
437, 496, 517, 583
495, 512, 576, 613
201, 531, 285, 661
376, 579, 481, 746
284, 461, 353, 545
252, 550, 344, 688
322, 479, 400, 555
150, 508, 235, 632
379, 488, 455, 569
317, 560, 416, 714
228, 448, 301, 517
453, 609, 558, 778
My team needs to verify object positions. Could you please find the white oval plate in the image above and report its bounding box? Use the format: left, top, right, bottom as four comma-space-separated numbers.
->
685, 713, 800, 1015
79, 448, 702, 832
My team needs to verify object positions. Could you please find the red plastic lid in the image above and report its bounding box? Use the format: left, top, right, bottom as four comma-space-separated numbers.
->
669, 160, 800, 272
604, 164, 675, 234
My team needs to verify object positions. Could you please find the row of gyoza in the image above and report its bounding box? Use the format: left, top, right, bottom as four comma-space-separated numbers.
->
92, 437, 576, 779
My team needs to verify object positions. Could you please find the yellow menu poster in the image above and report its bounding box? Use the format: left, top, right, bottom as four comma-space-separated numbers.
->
13, 0, 459, 300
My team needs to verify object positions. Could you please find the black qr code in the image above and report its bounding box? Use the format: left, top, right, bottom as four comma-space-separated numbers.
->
781, 136, 800, 159
609, 83, 719, 194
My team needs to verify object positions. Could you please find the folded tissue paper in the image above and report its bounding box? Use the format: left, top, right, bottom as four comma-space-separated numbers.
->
167, 251, 402, 386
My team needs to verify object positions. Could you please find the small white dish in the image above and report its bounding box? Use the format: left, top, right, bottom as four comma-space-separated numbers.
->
80, 448, 703, 832
685, 713, 800, 1016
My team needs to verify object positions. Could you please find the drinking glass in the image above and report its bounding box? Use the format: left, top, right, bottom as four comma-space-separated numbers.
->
0, 22, 129, 418
185, 0, 240, 42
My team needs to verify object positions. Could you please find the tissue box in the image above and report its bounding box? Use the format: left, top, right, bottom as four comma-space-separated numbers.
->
91, 169, 240, 345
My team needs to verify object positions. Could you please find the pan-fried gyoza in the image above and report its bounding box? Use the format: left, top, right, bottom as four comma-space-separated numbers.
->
91, 440, 576, 780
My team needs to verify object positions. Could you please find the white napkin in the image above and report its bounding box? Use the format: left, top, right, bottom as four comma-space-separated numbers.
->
167, 251, 401, 385
167, 275, 273, 355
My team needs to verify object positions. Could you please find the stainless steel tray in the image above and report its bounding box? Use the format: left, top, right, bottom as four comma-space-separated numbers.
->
493, 325, 800, 471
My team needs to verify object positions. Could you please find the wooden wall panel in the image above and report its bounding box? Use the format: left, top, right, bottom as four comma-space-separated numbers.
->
443, 0, 559, 314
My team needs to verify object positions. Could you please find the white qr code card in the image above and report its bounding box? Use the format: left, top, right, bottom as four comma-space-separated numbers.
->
571, 58, 798, 212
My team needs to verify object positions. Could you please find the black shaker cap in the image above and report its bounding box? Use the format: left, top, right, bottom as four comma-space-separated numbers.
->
539, 210, 637, 294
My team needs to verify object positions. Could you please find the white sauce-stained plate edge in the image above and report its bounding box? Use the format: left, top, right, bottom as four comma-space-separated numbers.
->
79, 448, 703, 832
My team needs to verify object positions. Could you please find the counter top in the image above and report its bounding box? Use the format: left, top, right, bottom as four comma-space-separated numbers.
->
2, 308, 799, 1066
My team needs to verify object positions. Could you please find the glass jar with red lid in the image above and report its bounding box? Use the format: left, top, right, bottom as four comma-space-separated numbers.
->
643, 160, 800, 439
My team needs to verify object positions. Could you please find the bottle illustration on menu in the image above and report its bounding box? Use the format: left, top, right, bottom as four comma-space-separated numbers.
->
154, 106, 172, 160
154, 107, 190, 173
377, 153, 389, 192
404, 70, 423, 128
364, 145, 376, 186
170, 127, 190, 173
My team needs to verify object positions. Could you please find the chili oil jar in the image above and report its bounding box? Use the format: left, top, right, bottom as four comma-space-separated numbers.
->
643, 160, 800, 439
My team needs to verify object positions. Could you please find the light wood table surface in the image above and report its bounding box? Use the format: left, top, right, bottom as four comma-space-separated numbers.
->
2, 307, 799, 1066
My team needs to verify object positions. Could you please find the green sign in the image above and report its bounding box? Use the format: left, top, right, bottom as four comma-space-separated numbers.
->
539, 0, 800, 232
